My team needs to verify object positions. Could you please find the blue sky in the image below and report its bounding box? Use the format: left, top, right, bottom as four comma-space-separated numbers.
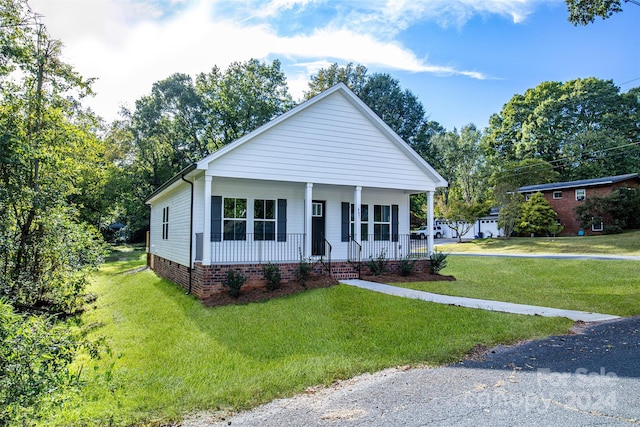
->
30, 0, 639, 131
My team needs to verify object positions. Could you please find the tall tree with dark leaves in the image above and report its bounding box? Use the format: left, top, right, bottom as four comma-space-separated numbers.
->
196, 59, 294, 146
0, 0, 107, 314
304, 62, 368, 99
482, 78, 640, 181
109, 59, 294, 240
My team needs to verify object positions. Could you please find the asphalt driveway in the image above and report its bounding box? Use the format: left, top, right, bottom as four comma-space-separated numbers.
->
191, 316, 640, 426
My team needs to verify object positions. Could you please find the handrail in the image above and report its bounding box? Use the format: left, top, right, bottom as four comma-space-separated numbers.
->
322, 236, 332, 275
348, 237, 362, 279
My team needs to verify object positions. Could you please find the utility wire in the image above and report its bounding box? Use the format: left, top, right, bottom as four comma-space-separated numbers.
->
492, 141, 640, 179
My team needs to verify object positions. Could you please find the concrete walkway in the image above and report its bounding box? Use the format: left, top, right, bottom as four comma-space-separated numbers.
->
340, 279, 620, 322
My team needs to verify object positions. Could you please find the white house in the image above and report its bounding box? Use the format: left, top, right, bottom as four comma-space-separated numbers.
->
145, 83, 447, 299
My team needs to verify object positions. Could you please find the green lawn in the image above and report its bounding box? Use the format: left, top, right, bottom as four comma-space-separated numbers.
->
436, 229, 640, 255
45, 248, 572, 426
396, 256, 640, 317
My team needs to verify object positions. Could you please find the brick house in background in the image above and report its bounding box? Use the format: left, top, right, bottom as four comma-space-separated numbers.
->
517, 173, 640, 236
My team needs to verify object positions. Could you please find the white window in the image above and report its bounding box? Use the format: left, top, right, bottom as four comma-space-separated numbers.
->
592, 217, 603, 232
254, 199, 276, 241
162, 206, 169, 240
525, 193, 531, 201
350, 204, 369, 241
224, 198, 247, 241
312, 202, 323, 217
373, 205, 391, 241
576, 189, 586, 201
553, 191, 563, 199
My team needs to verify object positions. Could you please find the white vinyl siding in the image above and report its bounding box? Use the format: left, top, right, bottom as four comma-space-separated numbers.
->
149, 185, 192, 266
205, 91, 435, 192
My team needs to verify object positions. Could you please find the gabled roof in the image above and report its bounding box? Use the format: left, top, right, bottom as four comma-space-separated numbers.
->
517, 173, 640, 193
195, 83, 447, 187
146, 83, 447, 204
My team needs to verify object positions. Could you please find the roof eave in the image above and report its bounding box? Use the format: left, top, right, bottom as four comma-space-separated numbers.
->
144, 163, 198, 204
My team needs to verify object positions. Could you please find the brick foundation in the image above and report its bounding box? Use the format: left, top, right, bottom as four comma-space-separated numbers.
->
150, 254, 431, 300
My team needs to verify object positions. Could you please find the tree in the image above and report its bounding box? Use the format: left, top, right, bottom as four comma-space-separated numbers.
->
516, 192, 559, 236
482, 78, 640, 182
490, 158, 560, 210
109, 59, 294, 241
0, 1, 107, 314
0, 1, 108, 423
436, 197, 490, 242
196, 59, 294, 147
566, 0, 623, 25
432, 124, 486, 203
304, 62, 368, 99
498, 193, 524, 239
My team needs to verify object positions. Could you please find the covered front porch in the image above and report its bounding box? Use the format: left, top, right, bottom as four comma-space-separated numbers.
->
194, 178, 438, 268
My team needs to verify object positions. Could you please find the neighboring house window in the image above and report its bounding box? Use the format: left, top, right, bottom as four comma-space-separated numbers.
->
553, 191, 563, 199
162, 206, 169, 240
373, 205, 391, 241
592, 217, 604, 232
224, 198, 247, 240
254, 199, 276, 241
350, 204, 369, 241
525, 193, 531, 201
576, 189, 586, 201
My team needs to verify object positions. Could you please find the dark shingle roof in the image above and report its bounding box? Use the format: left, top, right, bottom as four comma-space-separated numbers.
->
517, 173, 640, 193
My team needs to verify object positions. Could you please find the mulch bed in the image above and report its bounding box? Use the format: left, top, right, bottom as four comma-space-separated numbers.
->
202, 271, 455, 308
202, 275, 339, 308
361, 271, 456, 283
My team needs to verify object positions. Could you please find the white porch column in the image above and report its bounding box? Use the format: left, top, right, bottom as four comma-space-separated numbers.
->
305, 183, 313, 258
202, 175, 212, 265
427, 190, 435, 255
354, 186, 362, 244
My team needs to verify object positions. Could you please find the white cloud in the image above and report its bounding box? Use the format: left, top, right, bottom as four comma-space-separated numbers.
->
27, 0, 498, 121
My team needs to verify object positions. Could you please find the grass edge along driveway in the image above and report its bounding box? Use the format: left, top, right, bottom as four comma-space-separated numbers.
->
395, 256, 639, 317
45, 251, 571, 426
437, 230, 640, 256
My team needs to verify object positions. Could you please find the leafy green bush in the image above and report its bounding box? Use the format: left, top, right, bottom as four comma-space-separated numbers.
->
223, 269, 247, 298
294, 253, 313, 288
604, 225, 624, 235
399, 256, 415, 277
547, 221, 564, 237
429, 250, 448, 274
0, 300, 81, 425
262, 263, 282, 291
367, 250, 387, 276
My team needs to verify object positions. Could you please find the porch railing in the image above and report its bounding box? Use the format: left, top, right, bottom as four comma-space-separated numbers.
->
208, 233, 306, 264
194, 233, 430, 265
358, 234, 429, 261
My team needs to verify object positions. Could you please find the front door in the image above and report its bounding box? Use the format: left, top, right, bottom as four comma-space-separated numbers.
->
311, 200, 325, 256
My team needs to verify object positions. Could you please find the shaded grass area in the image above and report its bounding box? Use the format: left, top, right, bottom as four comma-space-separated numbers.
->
437, 230, 640, 256
45, 249, 572, 426
395, 256, 640, 317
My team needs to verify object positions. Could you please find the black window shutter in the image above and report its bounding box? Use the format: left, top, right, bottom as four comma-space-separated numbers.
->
341, 202, 350, 242
277, 199, 287, 242
211, 196, 222, 242
391, 204, 399, 242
